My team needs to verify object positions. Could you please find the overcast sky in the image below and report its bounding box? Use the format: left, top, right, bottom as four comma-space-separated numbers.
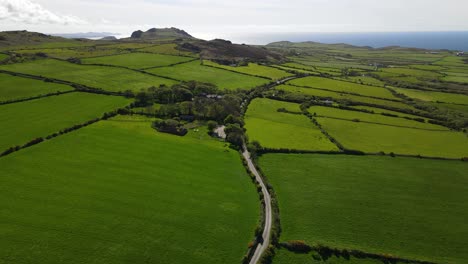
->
1, 0, 468, 41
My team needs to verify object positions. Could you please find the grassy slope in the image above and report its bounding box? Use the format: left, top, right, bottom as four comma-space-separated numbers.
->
81, 53, 194, 69
138, 44, 196, 56
0, 116, 258, 264
0, 92, 131, 151
244, 98, 338, 151
147, 61, 269, 90
0, 73, 73, 102
0, 59, 177, 92
392, 87, 468, 105
287, 76, 398, 100
204, 61, 293, 80
315, 117, 468, 158
260, 154, 468, 263
308, 106, 446, 130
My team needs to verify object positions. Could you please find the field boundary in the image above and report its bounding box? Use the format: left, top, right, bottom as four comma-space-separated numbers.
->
0, 90, 76, 105
139, 57, 199, 70
201, 63, 274, 80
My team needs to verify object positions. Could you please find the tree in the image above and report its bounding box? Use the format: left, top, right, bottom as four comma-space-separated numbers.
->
225, 123, 245, 147
207, 121, 218, 132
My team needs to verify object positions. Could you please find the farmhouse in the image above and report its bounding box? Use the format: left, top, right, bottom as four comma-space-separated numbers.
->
456, 51, 465, 56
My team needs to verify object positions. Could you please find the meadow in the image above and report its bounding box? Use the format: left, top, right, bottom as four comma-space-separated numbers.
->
287, 76, 397, 100
0, 59, 177, 92
0, 92, 131, 151
138, 43, 196, 56
203, 61, 293, 80
0, 53, 8, 61
442, 71, 468, 84
379, 67, 442, 80
0, 73, 74, 102
260, 154, 468, 263
349, 105, 428, 121
0, 115, 259, 264
146, 61, 269, 90
392, 87, 468, 105
335, 76, 385, 87
308, 106, 445, 130
81, 53, 195, 69
13, 47, 127, 59
315, 117, 468, 158
244, 98, 338, 151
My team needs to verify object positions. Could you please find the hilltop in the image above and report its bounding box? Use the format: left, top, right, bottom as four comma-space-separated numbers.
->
129, 27, 193, 40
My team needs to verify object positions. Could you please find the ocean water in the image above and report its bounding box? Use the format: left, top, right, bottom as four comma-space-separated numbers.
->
231, 32, 468, 51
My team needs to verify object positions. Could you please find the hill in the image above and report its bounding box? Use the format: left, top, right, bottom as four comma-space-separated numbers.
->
129, 27, 193, 39
0, 31, 88, 48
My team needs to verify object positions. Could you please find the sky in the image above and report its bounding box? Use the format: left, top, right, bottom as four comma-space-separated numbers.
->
1, 0, 468, 42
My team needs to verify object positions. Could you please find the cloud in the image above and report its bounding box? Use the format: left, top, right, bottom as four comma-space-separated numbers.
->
0, 0, 86, 25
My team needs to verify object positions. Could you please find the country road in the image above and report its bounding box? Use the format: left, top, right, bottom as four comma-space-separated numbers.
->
243, 146, 272, 264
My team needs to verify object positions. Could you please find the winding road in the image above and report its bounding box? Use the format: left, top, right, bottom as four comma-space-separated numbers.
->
243, 146, 272, 264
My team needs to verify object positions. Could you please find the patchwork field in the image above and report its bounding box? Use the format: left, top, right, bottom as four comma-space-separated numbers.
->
138, 43, 196, 56
0, 92, 131, 151
81, 52, 195, 69
349, 105, 428, 121
244, 98, 338, 151
0, 73, 74, 102
0, 59, 177, 92
260, 154, 468, 263
146, 60, 269, 90
315, 116, 468, 158
287, 76, 397, 100
392, 87, 468, 105
0, 116, 258, 264
204, 61, 293, 80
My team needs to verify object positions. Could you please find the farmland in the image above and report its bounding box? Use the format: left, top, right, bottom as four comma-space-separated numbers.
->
287, 76, 398, 100
0, 73, 73, 102
0, 116, 259, 264
392, 87, 468, 104
260, 154, 468, 264
138, 43, 196, 56
204, 61, 293, 80
81, 52, 195, 69
0, 59, 177, 92
244, 98, 338, 151
146, 60, 270, 90
0, 92, 131, 151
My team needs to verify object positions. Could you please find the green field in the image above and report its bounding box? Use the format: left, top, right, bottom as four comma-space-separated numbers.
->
14, 47, 127, 59
308, 106, 445, 130
0, 73, 74, 102
350, 105, 428, 121
336, 76, 385, 87
0, 115, 258, 264
204, 61, 293, 80
260, 154, 468, 263
81, 53, 194, 69
276, 84, 415, 110
287, 76, 397, 100
392, 87, 468, 105
0, 92, 131, 151
315, 116, 468, 158
442, 71, 468, 83
138, 44, 196, 56
244, 98, 338, 151
0, 53, 8, 61
146, 60, 269, 90
379, 67, 442, 79
0, 59, 177, 92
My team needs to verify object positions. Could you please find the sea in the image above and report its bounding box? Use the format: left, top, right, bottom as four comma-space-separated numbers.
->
229, 31, 468, 51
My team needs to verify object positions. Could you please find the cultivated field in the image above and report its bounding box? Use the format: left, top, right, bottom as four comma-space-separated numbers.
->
138, 43, 196, 56
204, 61, 293, 80
0, 92, 131, 151
260, 154, 468, 263
0, 115, 259, 264
0, 59, 177, 92
244, 98, 338, 151
81, 52, 195, 69
146, 61, 269, 90
392, 87, 468, 104
0, 73, 73, 102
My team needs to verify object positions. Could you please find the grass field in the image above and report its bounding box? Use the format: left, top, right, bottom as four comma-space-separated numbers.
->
336, 76, 385, 87
276, 84, 415, 110
350, 105, 428, 121
379, 67, 442, 80
146, 61, 269, 90
287, 76, 397, 100
244, 98, 338, 151
315, 117, 468, 158
14, 47, 127, 59
0, 115, 258, 264
0, 53, 8, 61
0, 92, 131, 151
308, 106, 445, 130
203, 61, 293, 80
442, 71, 468, 84
0, 73, 74, 102
260, 154, 468, 263
81, 53, 194, 69
392, 87, 468, 105
0, 59, 177, 92
138, 44, 196, 56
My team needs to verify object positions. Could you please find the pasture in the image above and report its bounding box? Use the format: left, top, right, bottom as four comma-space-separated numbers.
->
0, 53, 8, 61
81, 53, 194, 69
392, 87, 468, 105
204, 61, 293, 80
260, 154, 468, 263
0, 73, 73, 102
244, 98, 338, 151
0, 92, 131, 151
146, 60, 269, 90
138, 43, 196, 56
0, 115, 259, 264
315, 117, 468, 158
0, 59, 177, 92
287, 76, 397, 100
350, 105, 428, 121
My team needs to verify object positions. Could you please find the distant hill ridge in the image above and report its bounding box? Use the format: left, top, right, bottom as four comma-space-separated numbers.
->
130, 27, 193, 39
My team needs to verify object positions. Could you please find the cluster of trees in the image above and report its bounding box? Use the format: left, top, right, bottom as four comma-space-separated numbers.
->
152, 119, 188, 136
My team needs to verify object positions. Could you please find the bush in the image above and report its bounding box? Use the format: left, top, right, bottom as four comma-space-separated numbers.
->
207, 120, 218, 131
